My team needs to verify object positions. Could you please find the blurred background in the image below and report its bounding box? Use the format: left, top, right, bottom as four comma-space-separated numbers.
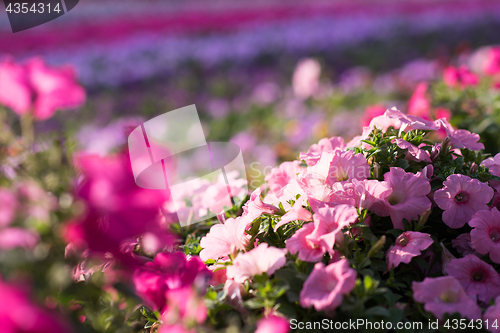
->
2, 0, 500, 181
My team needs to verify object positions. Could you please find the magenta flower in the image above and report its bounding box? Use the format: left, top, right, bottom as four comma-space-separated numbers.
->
447, 254, 500, 303
300, 136, 345, 166
469, 208, 500, 264
412, 276, 481, 320
133, 251, 211, 312
255, 315, 290, 333
265, 161, 304, 197
443, 65, 479, 89
0, 280, 74, 333
395, 139, 431, 163
226, 243, 287, 283
199, 215, 252, 262
484, 296, 500, 333
274, 196, 312, 231
436, 119, 484, 151
370, 167, 431, 230
483, 47, 500, 76
0, 58, 85, 120
325, 149, 369, 185
300, 259, 356, 311
309, 205, 359, 254
70, 153, 173, 261
386, 231, 433, 269
434, 174, 493, 228
286, 223, 324, 262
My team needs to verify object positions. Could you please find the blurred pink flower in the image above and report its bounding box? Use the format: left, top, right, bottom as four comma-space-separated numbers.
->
158, 324, 194, 333
199, 215, 252, 262
412, 276, 481, 320
222, 279, 245, 312
0, 228, 39, 250
447, 254, 500, 303
360, 104, 386, 128
369, 108, 438, 133
0, 58, 85, 120
469, 208, 500, 264
436, 119, 484, 151
443, 66, 479, 89
300, 259, 356, 311
292, 58, 321, 99
483, 296, 500, 333
309, 205, 358, 254
0, 280, 74, 333
0, 188, 17, 227
242, 187, 280, 220
395, 139, 431, 162
132, 251, 211, 312
161, 286, 207, 326
16, 180, 57, 222
434, 174, 493, 228
255, 315, 290, 333
483, 47, 500, 76
286, 222, 324, 262
408, 83, 431, 120
70, 153, 173, 261
274, 196, 312, 231
370, 167, 431, 230
386, 231, 433, 269
265, 161, 304, 197
226, 243, 286, 283
300, 136, 345, 166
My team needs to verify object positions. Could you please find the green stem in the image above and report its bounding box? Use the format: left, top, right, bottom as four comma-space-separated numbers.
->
20, 113, 34, 146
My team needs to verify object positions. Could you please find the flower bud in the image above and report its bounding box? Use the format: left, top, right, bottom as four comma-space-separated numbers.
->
440, 243, 456, 274
367, 235, 386, 258
470, 163, 478, 174
418, 209, 432, 226
440, 136, 451, 157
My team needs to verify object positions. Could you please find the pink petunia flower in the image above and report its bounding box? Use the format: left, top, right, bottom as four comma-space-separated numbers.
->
370, 167, 431, 230
482, 152, 500, 176
446, 254, 500, 303
226, 243, 286, 283
161, 286, 207, 327
274, 196, 312, 231
469, 208, 500, 264
436, 119, 484, 151
395, 139, 431, 163
352, 179, 392, 211
132, 251, 211, 312
483, 47, 500, 76
300, 259, 357, 311
452, 233, 478, 256
325, 150, 370, 185
434, 174, 493, 229
300, 136, 346, 166
199, 215, 252, 262
386, 231, 434, 269
255, 315, 290, 333
412, 276, 481, 320
483, 296, 500, 333
242, 188, 281, 221
443, 66, 479, 89
286, 223, 324, 262
265, 161, 304, 197
309, 205, 358, 254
